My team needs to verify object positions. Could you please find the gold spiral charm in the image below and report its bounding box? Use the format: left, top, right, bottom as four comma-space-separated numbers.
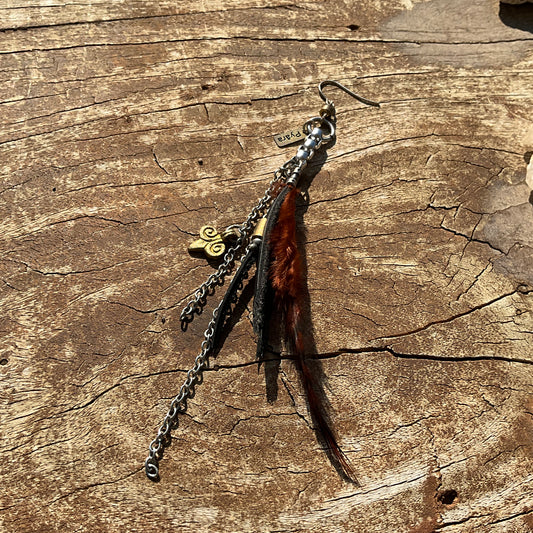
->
204, 240, 226, 258
199, 225, 219, 241
188, 225, 227, 259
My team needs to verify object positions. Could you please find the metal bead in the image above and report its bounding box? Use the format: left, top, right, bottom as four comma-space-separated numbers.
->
319, 102, 335, 118
303, 136, 318, 150
311, 127, 323, 139
296, 147, 311, 161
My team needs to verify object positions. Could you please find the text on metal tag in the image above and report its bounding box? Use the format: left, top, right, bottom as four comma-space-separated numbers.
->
274, 128, 305, 147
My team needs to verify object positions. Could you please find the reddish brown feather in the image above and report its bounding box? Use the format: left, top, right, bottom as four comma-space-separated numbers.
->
269, 185, 356, 481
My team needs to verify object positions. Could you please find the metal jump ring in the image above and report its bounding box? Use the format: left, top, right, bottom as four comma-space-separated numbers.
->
145, 458, 159, 480
303, 116, 336, 142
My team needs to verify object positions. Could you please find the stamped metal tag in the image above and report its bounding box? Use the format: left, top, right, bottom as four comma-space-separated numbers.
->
274, 128, 305, 147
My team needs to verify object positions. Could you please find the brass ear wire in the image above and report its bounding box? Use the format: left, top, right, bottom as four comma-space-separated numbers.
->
318, 79, 380, 119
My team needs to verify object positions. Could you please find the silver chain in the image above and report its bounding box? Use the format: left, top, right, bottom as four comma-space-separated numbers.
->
145, 302, 220, 480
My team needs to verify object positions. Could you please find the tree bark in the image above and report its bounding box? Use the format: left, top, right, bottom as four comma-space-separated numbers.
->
1, 1, 532, 531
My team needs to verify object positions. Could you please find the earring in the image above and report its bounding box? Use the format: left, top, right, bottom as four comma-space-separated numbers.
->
145, 80, 380, 482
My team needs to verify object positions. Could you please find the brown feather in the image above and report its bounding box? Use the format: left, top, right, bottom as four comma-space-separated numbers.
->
269, 185, 356, 481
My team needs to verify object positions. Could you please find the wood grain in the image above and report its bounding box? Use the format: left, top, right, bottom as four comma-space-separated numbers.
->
1, 1, 532, 531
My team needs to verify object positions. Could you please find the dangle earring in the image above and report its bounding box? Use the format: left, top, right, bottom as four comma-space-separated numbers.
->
145, 80, 380, 482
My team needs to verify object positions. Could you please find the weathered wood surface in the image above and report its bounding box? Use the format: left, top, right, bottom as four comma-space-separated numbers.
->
1, 1, 533, 531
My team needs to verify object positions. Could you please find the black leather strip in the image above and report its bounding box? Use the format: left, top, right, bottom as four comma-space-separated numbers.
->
211, 239, 260, 350
253, 185, 290, 359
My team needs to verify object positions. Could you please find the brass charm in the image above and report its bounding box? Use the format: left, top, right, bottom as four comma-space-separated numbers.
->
188, 225, 240, 259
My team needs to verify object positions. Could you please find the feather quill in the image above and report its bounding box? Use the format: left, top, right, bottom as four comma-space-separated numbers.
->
268, 185, 356, 481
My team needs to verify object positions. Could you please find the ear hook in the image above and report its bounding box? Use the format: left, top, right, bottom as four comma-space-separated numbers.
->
318, 80, 380, 108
